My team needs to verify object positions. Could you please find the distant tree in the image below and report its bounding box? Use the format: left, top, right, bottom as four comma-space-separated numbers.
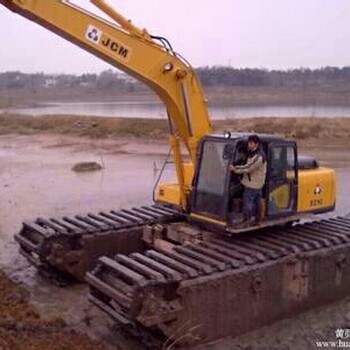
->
196, 66, 350, 88
0, 66, 349, 91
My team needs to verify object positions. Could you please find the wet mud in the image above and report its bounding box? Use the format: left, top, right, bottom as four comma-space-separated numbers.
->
0, 269, 104, 349
0, 133, 349, 349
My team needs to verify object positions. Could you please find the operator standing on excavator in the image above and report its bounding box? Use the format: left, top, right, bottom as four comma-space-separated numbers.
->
230, 135, 267, 226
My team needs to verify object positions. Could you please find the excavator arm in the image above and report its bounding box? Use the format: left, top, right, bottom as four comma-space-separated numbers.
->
0, 0, 212, 207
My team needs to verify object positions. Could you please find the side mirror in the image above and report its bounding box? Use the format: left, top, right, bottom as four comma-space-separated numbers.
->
222, 143, 235, 160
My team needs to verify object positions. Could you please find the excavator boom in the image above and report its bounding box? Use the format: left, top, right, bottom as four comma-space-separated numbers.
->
0, 0, 212, 144
0, 0, 212, 207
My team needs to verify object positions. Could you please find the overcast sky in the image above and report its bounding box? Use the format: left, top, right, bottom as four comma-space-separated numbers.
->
0, 0, 349, 74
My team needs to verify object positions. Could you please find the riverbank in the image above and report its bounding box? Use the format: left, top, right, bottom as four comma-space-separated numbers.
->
0, 113, 350, 142
1, 85, 350, 109
207, 85, 350, 107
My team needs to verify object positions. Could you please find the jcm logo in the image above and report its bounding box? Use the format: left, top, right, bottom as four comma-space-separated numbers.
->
101, 37, 129, 59
85, 25, 130, 61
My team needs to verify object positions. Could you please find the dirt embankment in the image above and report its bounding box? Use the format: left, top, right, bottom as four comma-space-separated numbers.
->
0, 114, 168, 138
0, 114, 350, 142
0, 271, 104, 350
216, 117, 350, 140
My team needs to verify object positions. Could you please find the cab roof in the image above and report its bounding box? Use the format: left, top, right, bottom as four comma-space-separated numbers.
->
209, 132, 289, 143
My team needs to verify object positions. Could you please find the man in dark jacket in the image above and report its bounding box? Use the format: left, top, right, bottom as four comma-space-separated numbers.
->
230, 135, 267, 226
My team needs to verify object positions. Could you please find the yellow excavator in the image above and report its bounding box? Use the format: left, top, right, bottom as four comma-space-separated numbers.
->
2, 0, 348, 347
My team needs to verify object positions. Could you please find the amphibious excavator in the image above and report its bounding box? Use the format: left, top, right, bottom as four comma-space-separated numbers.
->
1, 0, 349, 347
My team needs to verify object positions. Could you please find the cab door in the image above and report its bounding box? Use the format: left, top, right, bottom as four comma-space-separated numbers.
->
267, 142, 298, 217
191, 138, 232, 222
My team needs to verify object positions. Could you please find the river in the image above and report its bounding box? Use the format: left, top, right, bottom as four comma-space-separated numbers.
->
2, 101, 350, 119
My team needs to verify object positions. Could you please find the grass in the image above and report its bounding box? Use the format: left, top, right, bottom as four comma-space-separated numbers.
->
0, 113, 349, 141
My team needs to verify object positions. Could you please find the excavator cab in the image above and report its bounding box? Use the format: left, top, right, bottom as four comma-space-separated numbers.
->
190, 134, 300, 233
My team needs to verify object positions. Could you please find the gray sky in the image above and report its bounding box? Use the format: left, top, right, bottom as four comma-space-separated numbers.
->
1, 0, 349, 74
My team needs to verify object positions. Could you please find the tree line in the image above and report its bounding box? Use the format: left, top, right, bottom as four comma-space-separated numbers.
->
0, 66, 349, 90
196, 66, 350, 87
0, 69, 140, 92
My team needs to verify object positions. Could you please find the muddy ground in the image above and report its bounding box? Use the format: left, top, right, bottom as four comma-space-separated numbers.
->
0, 128, 349, 349
0, 270, 103, 350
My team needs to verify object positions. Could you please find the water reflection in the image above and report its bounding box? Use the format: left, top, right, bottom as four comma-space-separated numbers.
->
3, 101, 350, 119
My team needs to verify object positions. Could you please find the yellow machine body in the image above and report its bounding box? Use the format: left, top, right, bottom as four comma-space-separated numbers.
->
0, 0, 337, 230
157, 162, 337, 217
297, 167, 336, 213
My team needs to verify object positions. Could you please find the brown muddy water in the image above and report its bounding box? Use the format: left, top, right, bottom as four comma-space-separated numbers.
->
0, 134, 349, 349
